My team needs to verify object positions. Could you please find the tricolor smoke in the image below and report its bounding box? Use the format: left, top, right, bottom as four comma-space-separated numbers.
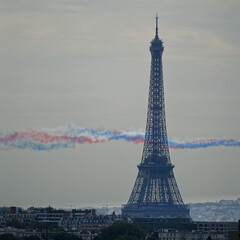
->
0, 126, 240, 151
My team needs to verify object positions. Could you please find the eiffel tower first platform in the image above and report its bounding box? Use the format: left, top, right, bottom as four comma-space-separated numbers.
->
122, 16, 190, 219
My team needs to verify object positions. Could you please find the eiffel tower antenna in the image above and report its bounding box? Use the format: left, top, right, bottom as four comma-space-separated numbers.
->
156, 13, 159, 38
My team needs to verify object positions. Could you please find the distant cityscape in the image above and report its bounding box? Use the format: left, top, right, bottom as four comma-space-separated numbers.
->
1, 197, 239, 222
96, 198, 240, 222
0, 198, 239, 240
189, 198, 240, 222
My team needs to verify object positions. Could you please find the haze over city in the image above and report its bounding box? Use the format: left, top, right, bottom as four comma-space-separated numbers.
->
0, 0, 240, 208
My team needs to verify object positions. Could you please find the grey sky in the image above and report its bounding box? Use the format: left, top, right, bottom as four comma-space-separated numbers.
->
0, 0, 240, 208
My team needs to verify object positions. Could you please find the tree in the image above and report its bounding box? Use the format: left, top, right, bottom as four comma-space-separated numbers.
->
0, 234, 17, 240
0, 234, 42, 240
30, 221, 60, 231
22, 236, 41, 240
147, 236, 158, 240
52, 232, 82, 240
206, 236, 213, 240
6, 218, 22, 229
94, 221, 147, 240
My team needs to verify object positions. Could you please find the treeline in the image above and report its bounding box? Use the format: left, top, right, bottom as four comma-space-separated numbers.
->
1, 221, 157, 240
0, 233, 82, 240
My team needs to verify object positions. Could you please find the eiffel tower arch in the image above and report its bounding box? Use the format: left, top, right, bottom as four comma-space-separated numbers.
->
122, 16, 190, 218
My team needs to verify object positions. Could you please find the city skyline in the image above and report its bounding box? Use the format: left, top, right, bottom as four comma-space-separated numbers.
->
0, 0, 240, 208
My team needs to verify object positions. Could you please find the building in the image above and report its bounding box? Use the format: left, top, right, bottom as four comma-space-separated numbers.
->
228, 220, 240, 240
132, 217, 195, 232
154, 230, 225, 240
196, 221, 238, 237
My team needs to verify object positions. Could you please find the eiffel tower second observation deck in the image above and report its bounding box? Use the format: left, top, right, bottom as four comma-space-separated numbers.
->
122, 16, 190, 218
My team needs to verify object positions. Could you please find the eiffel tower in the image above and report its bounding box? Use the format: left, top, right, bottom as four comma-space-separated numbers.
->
122, 16, 190, 218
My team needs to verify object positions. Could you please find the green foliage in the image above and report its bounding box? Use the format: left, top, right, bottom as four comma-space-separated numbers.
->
22, 236, 41, 240
6, 218, 22, 229
52, 232, 82, 240
94, 221, 147, 240
30, 221, 41, 230
30, 221, 60, 231
147, 236, 158, 240
0, 231, 81, 240
0, 234, 17, 240
0, 234, 41, 240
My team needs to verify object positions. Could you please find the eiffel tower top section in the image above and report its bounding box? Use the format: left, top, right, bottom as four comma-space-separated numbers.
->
140, 15, 171, 167
150, 14, 164, 54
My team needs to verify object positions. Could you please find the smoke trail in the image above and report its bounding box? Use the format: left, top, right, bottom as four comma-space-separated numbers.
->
0, 126, 240, 151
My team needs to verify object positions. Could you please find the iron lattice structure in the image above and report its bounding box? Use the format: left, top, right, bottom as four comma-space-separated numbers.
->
122, 17, 190, 218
